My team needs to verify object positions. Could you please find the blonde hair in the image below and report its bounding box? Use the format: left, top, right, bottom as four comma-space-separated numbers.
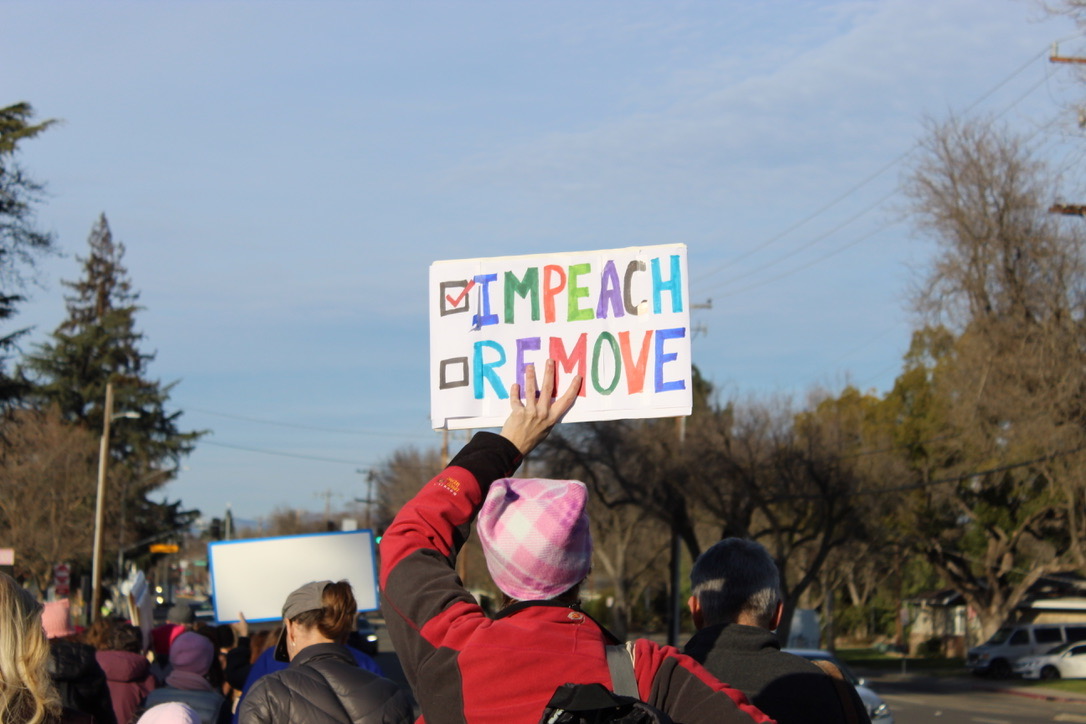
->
0, 573, 61, 723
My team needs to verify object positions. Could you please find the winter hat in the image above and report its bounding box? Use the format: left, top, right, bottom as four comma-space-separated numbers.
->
168, 632, 214, 676
151, 623, 185, 657
274, 580, 330, 662
41, 599, 77, 639
282, 580, 329, 620
477, 478, 592, 601
137, 702, 201, 724
166, 602, 195, 624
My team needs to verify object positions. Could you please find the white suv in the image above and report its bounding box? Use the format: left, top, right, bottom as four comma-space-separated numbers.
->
966, 623, 1086, 677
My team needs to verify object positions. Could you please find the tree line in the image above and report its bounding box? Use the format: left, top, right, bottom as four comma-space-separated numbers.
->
5, 9, 1085, 638
0, 102, 201, 596
371, 114, 1086, 646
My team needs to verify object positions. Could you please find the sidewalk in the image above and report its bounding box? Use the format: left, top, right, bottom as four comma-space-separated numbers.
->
984, 679, 1086, 704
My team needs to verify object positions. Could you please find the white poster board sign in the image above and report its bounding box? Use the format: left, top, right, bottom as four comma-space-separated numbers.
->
120, 570, 154, 652
431, 244, 692, 429
208, 530, 378, 624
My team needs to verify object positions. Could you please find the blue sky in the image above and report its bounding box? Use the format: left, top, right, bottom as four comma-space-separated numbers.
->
3, 0, 1082, 523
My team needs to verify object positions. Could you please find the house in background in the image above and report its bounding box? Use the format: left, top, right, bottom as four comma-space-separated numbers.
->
906, 576, 1086, 657
905, 589, 977, 657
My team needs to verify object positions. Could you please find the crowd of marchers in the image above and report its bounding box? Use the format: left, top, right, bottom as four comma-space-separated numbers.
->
0, 362, 873, 724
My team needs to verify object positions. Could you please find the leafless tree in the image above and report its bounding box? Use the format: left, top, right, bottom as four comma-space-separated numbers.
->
0, 407, 98, 592
897, 116, 1086, 639
371, 446, 444, 531
541, 391, 871, 644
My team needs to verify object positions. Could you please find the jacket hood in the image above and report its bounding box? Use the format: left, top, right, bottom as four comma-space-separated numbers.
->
96, 649, 151, 682
47, 639, 100, 682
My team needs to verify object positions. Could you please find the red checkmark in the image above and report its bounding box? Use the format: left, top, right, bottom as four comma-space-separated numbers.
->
446, 280, 476, 308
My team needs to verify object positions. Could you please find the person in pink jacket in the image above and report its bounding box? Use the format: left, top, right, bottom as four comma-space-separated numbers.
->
96, 622, 157, 724
380, 360, 774, 724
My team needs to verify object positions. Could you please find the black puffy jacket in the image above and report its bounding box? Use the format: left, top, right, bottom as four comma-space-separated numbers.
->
47, 639, 117, 724
237, 643, 412, 724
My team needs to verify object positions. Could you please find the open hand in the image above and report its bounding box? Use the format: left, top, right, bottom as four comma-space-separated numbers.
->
499, 359, 582, 456
231, 611, 249, 638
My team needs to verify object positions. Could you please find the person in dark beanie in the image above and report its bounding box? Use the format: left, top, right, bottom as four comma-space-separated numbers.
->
379, 360, 773, 724
683, 538, 869, 724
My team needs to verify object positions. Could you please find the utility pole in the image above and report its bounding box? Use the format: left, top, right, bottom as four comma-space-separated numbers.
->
1048, 47, 1086, 220
667, 416, 687, 647
354, 469, 376, 531
665, 299, 711, 646
314, 488, 338, 529
90, 382, 115, 622
90, 383, 139, 622
1050, 42, 1086, 64
690, 299, 712, 339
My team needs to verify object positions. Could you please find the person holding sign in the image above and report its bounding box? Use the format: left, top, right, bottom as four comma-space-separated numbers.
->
380, 360, 774, 724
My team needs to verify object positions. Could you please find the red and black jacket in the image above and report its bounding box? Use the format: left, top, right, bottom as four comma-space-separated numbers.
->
379, 431, 775, 724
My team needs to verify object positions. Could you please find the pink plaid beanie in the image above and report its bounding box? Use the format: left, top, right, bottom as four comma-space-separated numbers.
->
477, 478, 592, 601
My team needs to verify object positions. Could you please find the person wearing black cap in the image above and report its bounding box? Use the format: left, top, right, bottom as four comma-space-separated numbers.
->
237, 580, 411, 724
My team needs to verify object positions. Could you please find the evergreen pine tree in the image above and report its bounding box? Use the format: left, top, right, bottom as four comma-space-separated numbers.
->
0, 102, 57, 406
23, 214, 202, 559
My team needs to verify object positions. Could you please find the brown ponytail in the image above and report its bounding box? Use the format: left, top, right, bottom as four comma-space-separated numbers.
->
291, 580, 356, 643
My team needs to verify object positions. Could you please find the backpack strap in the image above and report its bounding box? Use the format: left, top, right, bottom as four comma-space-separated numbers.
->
810, 659, 862, 724
605, 642, 639, 698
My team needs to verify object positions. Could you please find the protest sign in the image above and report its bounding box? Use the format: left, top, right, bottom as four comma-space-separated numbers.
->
120, 570, 154, 651
431, 244, 691, 429
208, 530, 378, 624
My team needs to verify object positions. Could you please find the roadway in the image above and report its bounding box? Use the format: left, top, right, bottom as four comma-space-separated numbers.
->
860, 669, 1086, 723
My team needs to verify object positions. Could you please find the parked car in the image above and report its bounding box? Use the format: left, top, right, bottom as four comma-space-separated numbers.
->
966, 622, 1086, 678
1014, 640, 1086, 680
785, 648, 893, 723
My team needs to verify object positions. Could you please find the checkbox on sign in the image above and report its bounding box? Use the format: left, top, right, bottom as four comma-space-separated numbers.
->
439, 357, 469, 389
440, 279, 475, 316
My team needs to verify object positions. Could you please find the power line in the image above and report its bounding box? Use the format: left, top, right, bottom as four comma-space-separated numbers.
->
871, 444, 1086, 496
199, 438, 451, 473
708, 220, 892, 300
199, 439, 375, 466
695, 41, 1066, 288
717, 187, 895, 286
771, 443, 1086, 502
694, 157, 907, 283
186, 406, 433, 439
699, 51, 1070, 386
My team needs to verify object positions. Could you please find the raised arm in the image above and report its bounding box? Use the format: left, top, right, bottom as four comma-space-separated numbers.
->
378, 361, 581, 701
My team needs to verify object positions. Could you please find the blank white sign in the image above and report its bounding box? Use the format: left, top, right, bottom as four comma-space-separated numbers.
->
208, 530, 378, 624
